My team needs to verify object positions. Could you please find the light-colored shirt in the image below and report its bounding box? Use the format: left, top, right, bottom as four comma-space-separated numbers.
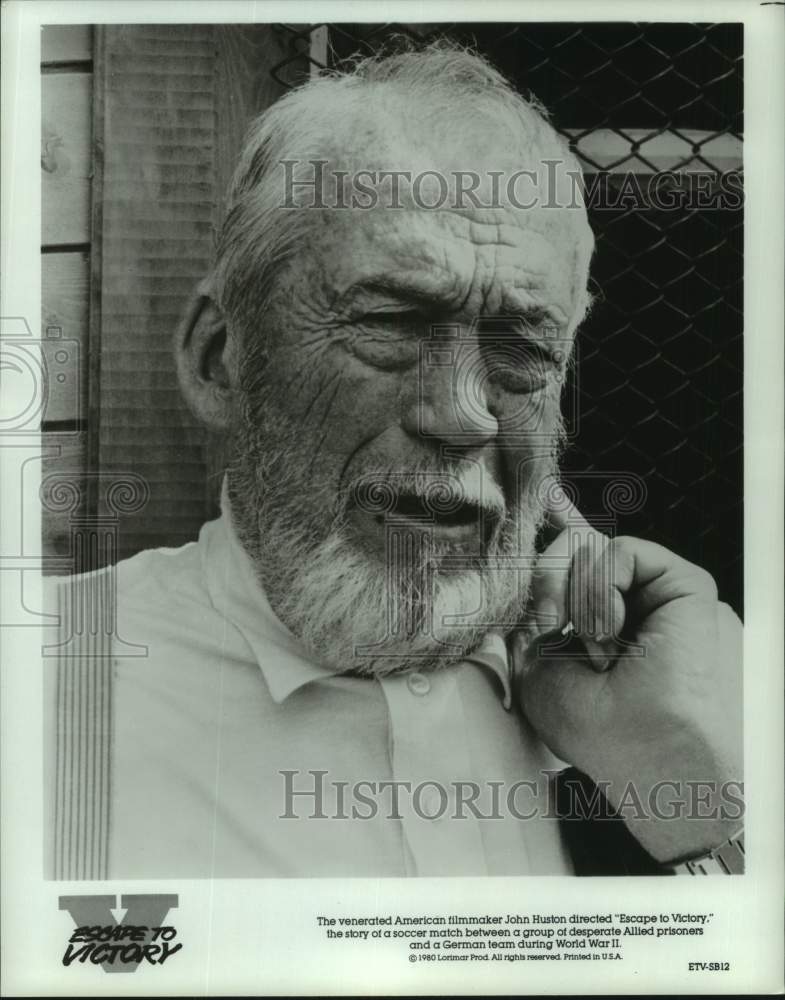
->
43, 493, 572, 879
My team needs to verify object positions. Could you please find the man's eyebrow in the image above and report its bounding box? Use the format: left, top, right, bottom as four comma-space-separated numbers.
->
333, 279, 568, 330
497, 301, 567, 330
333, 277, 460, 312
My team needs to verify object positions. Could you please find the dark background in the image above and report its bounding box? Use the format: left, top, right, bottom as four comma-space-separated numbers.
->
323, 22, 743, 614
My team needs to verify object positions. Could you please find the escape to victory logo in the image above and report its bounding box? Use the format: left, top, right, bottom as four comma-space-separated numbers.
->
59, 895, 182, 973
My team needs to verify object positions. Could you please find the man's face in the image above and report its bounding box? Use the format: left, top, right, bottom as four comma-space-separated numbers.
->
228, 131, 586, 674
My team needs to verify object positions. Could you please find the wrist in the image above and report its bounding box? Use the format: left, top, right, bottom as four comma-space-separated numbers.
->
665, 827, 745, 874
584, 732, 744, 862
580, 765, 744, 864
622, 813, 743, 864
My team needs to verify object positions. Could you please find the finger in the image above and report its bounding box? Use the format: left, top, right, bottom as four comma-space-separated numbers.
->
569, 538, 627, 671
571, 537, 604, 669
531, 485, 605, 636
570, 535, 628, 637
604, 536, 718, 619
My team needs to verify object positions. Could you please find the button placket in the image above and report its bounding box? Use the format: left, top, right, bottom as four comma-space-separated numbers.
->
380, 669, 488, 876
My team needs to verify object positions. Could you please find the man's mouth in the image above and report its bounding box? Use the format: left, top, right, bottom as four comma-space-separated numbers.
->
349, 485, 501, 549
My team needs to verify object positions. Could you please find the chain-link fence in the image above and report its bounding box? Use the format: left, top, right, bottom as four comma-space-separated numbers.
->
269, 21, 744, 614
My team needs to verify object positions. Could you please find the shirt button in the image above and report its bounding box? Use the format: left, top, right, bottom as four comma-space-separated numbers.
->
407, 672, 431, 696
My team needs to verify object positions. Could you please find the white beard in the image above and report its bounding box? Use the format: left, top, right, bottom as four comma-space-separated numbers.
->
228, 391, 559, 676
231, 467, 549, 676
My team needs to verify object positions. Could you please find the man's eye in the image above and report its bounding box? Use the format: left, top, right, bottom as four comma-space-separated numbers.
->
360, 311, 422, 335
348, 312, 422, 371
482, 338, 555, 393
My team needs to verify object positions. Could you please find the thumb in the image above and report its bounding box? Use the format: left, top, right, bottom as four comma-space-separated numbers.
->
529, 478, 604, 636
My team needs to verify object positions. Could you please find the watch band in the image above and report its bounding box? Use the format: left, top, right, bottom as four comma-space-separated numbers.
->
670, 828, 745, 875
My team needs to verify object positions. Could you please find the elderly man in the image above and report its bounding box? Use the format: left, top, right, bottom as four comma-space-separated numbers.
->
44, 42, 743, 879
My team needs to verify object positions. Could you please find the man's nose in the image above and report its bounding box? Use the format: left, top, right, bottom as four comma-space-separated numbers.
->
402, 343, 499, 448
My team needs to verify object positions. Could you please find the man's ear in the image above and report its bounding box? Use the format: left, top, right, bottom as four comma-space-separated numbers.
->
175, 281, 236, 431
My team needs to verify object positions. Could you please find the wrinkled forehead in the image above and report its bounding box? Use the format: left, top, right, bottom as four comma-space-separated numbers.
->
282, 98, 591, 307
260, 92, 594, 330
305, 203, 587, 324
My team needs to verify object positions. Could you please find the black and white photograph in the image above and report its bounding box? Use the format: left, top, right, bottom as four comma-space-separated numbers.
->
38, 16, 746, 880
1, 1, 782, 995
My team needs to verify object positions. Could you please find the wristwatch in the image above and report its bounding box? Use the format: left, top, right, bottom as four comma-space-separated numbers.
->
669, 828, 745, 875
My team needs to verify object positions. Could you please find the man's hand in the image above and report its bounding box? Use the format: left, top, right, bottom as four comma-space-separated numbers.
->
511, 495, 743, 864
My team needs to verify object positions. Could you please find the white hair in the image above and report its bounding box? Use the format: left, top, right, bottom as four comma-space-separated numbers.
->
212, 39, 595, 343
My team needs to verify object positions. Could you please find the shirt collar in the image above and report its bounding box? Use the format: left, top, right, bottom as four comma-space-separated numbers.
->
202, 480, 514, 708
463, 628, 514, 710
202, 483, 344, 703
